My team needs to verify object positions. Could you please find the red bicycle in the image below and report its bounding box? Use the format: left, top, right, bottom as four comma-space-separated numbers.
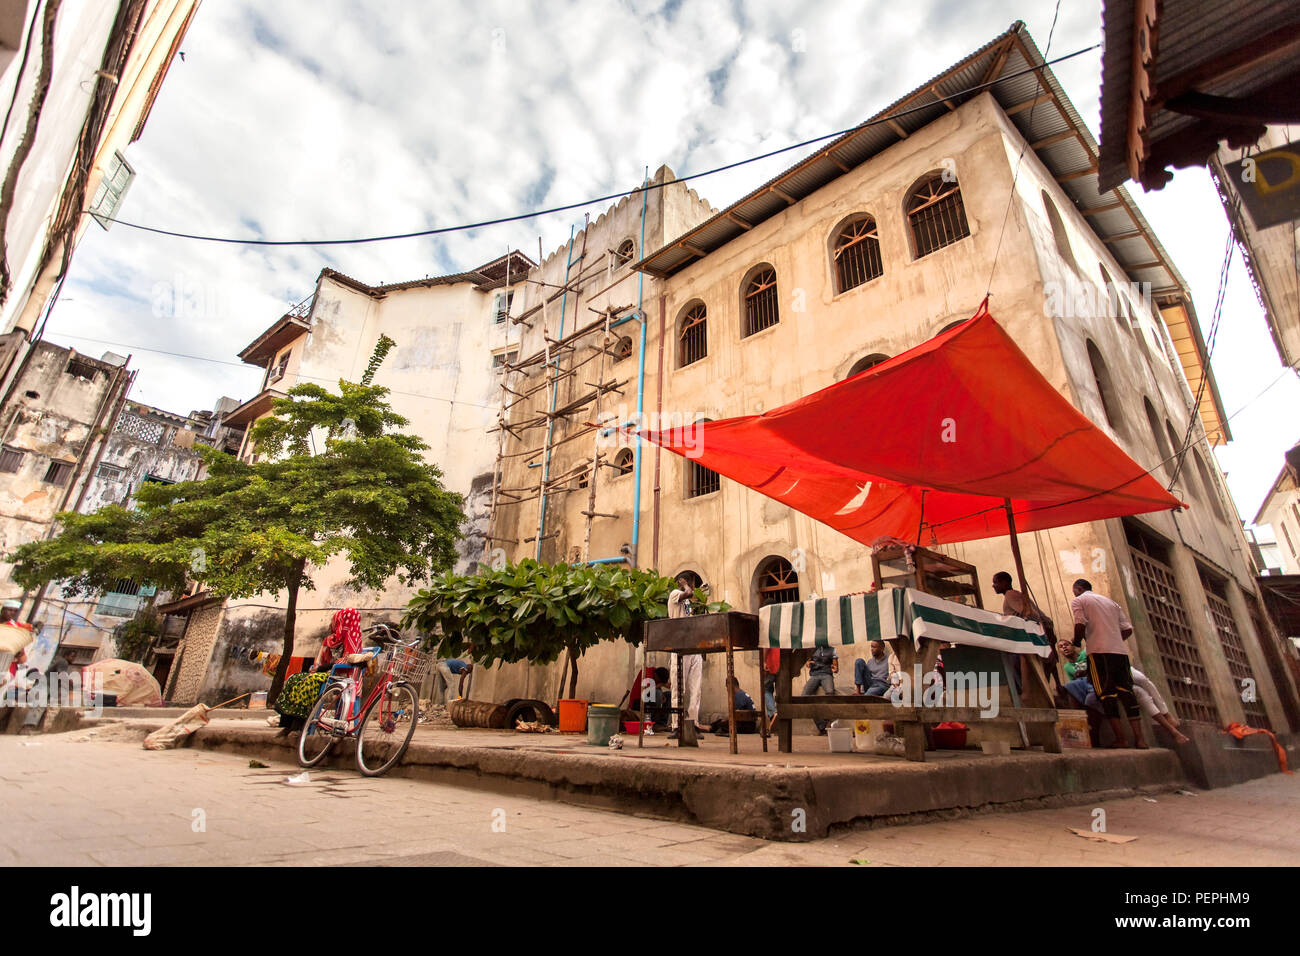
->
298, 625, 430, 776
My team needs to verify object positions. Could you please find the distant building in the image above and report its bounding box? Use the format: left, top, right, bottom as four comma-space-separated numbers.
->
163, 253, 534, 704
1253, 444, 1300, 576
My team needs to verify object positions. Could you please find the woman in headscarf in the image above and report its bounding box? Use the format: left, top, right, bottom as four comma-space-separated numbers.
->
273, 608, 364, 736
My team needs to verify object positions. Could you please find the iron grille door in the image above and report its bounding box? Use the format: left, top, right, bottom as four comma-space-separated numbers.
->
1202, 579, 1270, 730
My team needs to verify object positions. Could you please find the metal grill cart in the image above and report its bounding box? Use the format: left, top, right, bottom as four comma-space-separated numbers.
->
871, 544, 982, 608
642, 611, 759, 755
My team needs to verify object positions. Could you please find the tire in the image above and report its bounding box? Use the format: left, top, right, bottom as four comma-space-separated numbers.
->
299, 685, 344, 768
355, 681, 419, 777
504, 698, 556, 728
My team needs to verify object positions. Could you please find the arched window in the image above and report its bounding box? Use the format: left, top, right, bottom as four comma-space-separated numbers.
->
613, 335, 633, 361
1086, 340, 1123, 433
936, 319, 967, 336
1165, 420, 1187, 489
1194, 450, 1232, 522
1144, 399, 1173, 475
612, 238, 635, 266
832, 216, 883, 293
678, 301, 707, 367
906, 173, 970, 258
742, 265, 779, 337
612, 448, 634, 476
1042, 190, 1079, 275
1099, 265, 1128, 331
754, 556, 800, 608
846, 353, 890, 379
684, 418, 720, 498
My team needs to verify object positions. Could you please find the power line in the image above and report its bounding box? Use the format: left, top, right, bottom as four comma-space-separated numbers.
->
90, 43, 1102, 248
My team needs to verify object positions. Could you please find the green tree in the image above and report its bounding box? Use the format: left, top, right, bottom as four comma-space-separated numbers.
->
403, 560, 728, 700
11, 336, 465, 700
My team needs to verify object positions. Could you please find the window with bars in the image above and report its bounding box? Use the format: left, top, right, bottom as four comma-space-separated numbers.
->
756, 557, 799, 607
742, 266, 779, 337
1200, 570, 1270, 729
907, 174, 970, 258
0, 445, 22, 473
613, 336, 633, 361
1125, 524, 1219, 723
43, 461, 73, 486
832, 216, 883, 293
612, 449, 634, 476
491, 350, 518, 371
678, 302, 707, 367
65, 358, 101, 380
686, 460, 720, 498
96, 463, 124, 481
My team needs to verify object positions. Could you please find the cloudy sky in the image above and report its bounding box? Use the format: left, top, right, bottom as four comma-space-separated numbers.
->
48, 0, 1298, 527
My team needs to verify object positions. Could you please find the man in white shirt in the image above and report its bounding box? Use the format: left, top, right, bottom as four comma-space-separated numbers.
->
667, 574, 708, 740
1070, 578, 1146, 749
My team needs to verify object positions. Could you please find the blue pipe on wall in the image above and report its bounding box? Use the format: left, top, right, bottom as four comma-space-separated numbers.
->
629, 170, 649, 568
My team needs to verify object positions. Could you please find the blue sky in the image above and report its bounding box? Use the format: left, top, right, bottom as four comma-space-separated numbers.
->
46, 0, 1299, 526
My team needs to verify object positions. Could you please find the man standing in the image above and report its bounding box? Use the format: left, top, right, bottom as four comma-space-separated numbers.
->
854, 640, 892, 697
992, 571, 1061, 690
432, 658, 471, 706
667, 574, 708, 739
801, 645, 838, 734
1070, 578, 1146, 749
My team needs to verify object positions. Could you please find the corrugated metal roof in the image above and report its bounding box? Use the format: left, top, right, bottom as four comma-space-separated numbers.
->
635, 20, 1232, 442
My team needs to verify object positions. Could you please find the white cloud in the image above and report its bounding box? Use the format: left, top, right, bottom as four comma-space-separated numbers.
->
42, 0, 1298, 519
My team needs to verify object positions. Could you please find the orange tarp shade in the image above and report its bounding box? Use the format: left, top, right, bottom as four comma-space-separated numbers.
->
636, 306, 1184, 546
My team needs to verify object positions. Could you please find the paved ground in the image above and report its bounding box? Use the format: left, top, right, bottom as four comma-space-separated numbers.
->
4, 730, 1298, 866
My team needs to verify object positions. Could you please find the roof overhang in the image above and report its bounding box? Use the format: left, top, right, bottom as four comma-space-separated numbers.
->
1097, 0, 1300, 193
634, 21, 1231, 445
156, 590, 223, 615
220, 389, 285, 428
1157, 298, 1232, 445
237, 315, 310, 367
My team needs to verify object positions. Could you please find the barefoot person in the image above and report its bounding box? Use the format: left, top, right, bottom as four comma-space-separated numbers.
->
1070, 579, 1146, 749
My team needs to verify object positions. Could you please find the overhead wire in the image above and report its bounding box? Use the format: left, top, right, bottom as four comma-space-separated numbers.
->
87, 42, 1102, 248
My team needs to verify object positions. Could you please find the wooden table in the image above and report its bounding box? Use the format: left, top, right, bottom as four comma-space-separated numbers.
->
761, 588, 1060, 761
642, 611, 759, 754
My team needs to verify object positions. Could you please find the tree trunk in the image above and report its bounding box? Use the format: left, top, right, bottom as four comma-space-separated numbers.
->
566, 646, 579, 699
267, 561, 306, 702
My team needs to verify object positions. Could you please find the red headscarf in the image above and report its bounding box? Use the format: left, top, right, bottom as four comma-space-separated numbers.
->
319, 608, 363, 666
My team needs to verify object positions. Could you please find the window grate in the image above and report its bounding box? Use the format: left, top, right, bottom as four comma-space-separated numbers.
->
495, 290, 514, 324
612, 449, 634, 476
757, 558, 799, 607
687, 460, 720, 498
65, 358, 100, 380
1201, 572, 1270, 729
0, 446, 22, 473
679, 303, 707, 367
1128, 546, 1219, 723
612, 239, 635, 266
96, 463, 124, 481
116, 413, 166, 444
743, 268, 779, 337
43, 461, 73, 486
908, 176, 970, 258
834, 217, 883, 292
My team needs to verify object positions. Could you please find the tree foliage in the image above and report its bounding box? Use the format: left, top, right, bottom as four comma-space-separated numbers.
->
402, 560, 729, 698
10, 337, 466, 699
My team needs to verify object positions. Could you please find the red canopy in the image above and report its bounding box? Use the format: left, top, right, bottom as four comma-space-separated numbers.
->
636, 304, 1184, 546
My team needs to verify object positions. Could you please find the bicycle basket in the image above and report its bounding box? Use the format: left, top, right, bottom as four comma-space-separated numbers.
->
384, 645, 430, 684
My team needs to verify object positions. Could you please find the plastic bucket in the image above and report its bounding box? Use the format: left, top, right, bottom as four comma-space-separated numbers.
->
586, 704, 621, 746
827, 727, 854, 753
557, 698, 589, 733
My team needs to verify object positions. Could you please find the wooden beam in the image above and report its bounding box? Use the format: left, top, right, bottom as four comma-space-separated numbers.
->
929, 84, 956, 111
1081, 201, 1124, 216
680, 242, 707, 259
1124, 260, 1164, 271
771, 185, 798, 205
1030, 129, 1078, 150
725, 211, 754, 230
886, 118, 910, 139
1056, 165, 1099, 182
1005, 92, 1054, 116
826, 152, 851, 171
1103, 230, 1143, 243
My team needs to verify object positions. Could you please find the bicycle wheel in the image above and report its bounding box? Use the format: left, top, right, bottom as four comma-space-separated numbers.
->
355, 681, 419, 777
299, 685, 344, 768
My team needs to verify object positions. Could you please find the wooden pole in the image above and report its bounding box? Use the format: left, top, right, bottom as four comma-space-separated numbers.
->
1003, 498, 1030, 597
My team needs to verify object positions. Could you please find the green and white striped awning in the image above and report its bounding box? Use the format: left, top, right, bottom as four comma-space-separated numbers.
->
758, 588, 1050, 657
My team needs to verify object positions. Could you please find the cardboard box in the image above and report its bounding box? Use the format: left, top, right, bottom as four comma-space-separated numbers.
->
1057, 708, 1091, 748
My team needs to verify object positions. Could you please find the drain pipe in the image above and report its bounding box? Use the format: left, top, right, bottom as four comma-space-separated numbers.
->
628, 169, 649, 569
535, 226, 576, 559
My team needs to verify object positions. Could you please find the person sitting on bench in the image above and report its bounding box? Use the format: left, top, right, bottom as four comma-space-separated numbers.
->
854, 640, 893, 696
711, 677, 758, 735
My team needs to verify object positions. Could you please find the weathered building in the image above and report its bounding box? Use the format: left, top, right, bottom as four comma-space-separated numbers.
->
164, 252, 536, 703
481, 23, 1300, 738
1253, 443, 1300, 575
